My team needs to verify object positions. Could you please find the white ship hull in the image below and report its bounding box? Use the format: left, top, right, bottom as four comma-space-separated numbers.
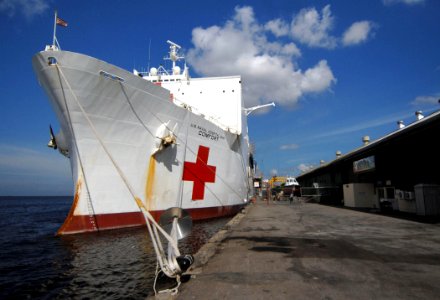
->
32, 49, 250, 235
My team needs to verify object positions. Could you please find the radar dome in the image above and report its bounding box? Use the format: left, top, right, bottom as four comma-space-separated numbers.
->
150, 67, 158, 76
173, 66, 181, 75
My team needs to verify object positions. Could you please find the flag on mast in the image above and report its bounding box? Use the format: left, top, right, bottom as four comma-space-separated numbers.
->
56, 17, 68, 27
52, 11, 68, 48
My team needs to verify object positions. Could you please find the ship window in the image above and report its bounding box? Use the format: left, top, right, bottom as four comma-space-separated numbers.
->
232, 90, 235, 92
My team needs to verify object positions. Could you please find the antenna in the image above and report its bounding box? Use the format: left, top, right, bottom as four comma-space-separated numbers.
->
147, 38, 151, 72
166, 40, 183, 69
167, 40, 181, 49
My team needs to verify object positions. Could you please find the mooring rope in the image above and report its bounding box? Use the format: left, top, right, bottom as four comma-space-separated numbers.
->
55, 63, 181, 277
53, 59, 250, 285
55, 66, 99, 232
117, 81, 247, 207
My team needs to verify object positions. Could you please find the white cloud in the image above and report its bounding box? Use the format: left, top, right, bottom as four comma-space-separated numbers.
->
290, 5, 337, 49
312, 111, 411, 140
309, 106, 440, 142
187, 6, 336, 108
270, 169, 278, 176
383, 0, 425, 5
298, 163, 314, 174
411, 95, 439, 106
280, 144, 299, 150
281, 43, 301, 57
0, 0, 50, 19
300, 60, 336, 93
265, 18, 289, 37
0, 144, 71, 195
342, 21, 375, 46
0, 145, 69, 176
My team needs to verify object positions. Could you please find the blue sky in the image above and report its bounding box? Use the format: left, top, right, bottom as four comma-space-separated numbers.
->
0, 0, 439, 195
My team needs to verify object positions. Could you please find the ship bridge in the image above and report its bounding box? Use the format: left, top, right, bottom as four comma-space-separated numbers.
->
134, 41, 243, 135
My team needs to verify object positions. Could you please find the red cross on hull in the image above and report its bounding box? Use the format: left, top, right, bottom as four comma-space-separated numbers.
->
182, 145, 216, 200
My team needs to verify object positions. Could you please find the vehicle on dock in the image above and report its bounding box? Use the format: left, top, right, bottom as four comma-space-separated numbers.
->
268, 176, 301, 200
282, 177, 301, 197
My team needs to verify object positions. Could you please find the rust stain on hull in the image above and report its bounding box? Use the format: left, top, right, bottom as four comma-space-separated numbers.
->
146, 156, 156, 210
57, 179, 82, 235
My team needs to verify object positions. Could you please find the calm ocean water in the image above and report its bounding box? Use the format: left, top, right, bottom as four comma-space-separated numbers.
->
0, 196, 231, 299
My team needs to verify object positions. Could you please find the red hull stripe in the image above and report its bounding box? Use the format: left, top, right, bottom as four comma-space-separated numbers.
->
57, 204, 245, 235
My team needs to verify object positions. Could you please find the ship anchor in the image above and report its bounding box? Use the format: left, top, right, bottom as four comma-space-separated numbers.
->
153, 122, 179, 155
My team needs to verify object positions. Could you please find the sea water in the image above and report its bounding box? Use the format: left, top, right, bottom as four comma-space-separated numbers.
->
0, 196, 230, 299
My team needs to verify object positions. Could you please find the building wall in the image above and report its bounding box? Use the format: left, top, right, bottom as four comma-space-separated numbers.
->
297, 113, 440, 214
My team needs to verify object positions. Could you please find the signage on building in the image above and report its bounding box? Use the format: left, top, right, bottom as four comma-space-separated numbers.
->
253, 178, 262, 188
353, 155, 375, 173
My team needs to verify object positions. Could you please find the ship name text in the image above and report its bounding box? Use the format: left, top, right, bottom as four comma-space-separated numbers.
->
191, 123, 225, 141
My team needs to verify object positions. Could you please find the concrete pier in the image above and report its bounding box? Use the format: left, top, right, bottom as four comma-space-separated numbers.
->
177, 200, 440, 299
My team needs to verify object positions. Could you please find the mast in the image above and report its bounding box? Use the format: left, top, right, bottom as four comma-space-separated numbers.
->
166, 40, 183, 69
52, 10, 58, 47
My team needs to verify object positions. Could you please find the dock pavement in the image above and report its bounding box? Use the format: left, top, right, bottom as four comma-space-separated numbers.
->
174, 199, 440, 299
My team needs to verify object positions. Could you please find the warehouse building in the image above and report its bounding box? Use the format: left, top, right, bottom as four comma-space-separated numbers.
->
297, 110, 440, 217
